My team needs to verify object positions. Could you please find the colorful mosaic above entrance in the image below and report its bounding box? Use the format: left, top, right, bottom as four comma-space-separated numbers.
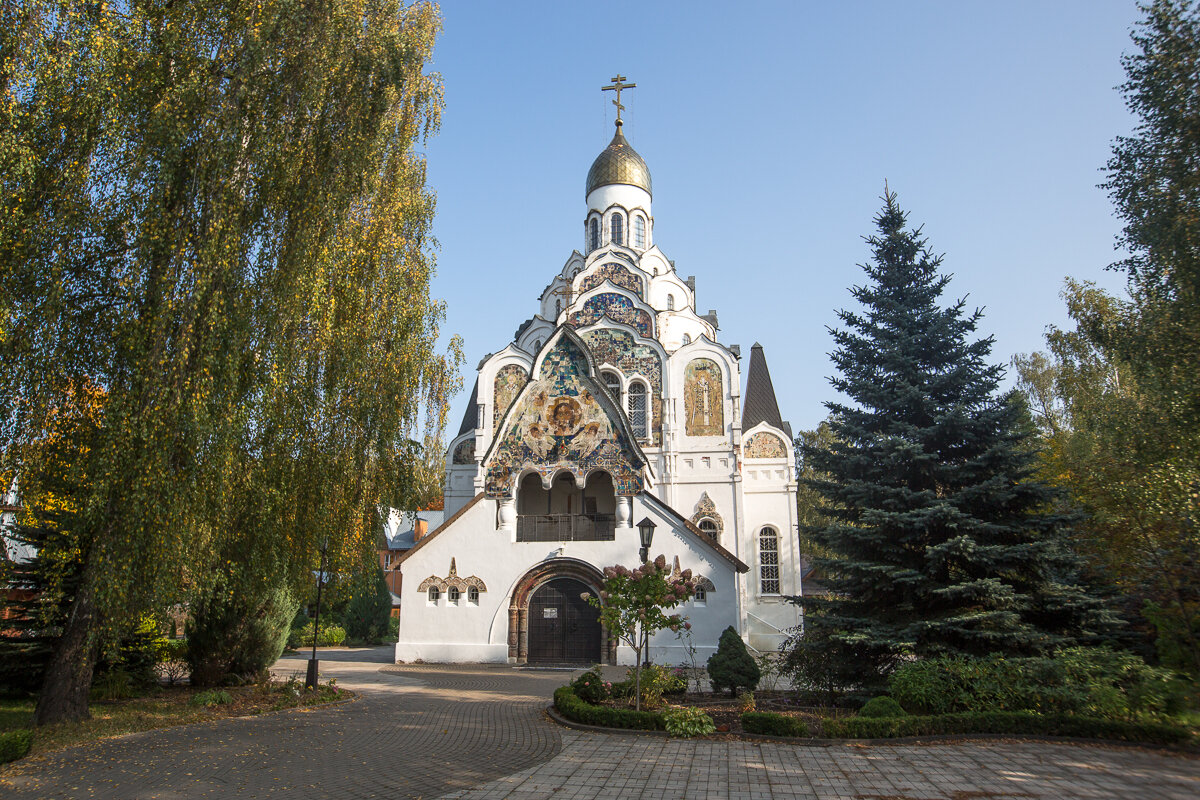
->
580, 328, 663, 446
578, 263, 644, 299
684, 358, 724, 437
493, 364, 529, 432
484, 334, 643, 498
745, 432, 787, 458
568, 292, 653, 338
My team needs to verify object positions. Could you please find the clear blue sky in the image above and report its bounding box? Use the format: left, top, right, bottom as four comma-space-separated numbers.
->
422, 1, 1140, 434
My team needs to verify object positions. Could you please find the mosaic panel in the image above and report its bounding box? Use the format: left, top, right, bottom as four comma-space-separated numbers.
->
451, 437, 475, 465
578, 263, 644, 299
684, 358, 724, 437
568, 292, 653, 338
580, 328, 663, 446
493, 364, 529, 432
745, 432, 787, 458
485, 335, 643, 498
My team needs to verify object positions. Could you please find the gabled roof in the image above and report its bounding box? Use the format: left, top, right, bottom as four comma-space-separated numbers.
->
455, 377, 479, 437
742, 343, 791, 440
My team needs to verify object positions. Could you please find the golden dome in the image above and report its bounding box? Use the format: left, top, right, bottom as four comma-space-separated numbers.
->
586, 123, 652, 198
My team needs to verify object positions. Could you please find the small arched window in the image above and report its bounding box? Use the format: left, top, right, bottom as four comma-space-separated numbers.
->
448, 586, 460, 605
666, 294, 675, 311
759, 527, 780, 594
555, 299, 562, 316
633, 216, 646, 248
627, 381, 647, 438
601, 370, 622, 402
682, 333, 691, 345
468, 586, 480, 605
428, 586, 440, 604
693, 585, 707, 605
532, 339, 542, 352
589, 217, 600, 252
611, 212, 624, 246
698, 518, 718, 540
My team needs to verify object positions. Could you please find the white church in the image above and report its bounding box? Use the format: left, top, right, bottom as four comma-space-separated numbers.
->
395, 80, 800, 665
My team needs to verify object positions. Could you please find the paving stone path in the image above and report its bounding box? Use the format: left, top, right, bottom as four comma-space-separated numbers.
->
1, 647, 1197, 799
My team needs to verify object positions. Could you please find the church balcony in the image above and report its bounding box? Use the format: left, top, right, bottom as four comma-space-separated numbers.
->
516, 513, 616, 542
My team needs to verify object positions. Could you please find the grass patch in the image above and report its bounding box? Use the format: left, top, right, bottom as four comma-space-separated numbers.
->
0, 677, 348, 763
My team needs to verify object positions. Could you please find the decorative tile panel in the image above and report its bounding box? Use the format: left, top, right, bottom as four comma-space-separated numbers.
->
745, 432, 787, 458
568, 292, 653, 338
484, 335, 644, 498
451, 438, 475, 465
578, 263, 644, 299
417, 558, 487, 593
580, 328, 663, 446
684, 358, 724, 437
493, 365, 530, 432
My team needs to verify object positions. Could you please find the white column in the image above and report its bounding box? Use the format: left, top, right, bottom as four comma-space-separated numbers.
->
497, 498, 516, 532
615, 495, 632, 532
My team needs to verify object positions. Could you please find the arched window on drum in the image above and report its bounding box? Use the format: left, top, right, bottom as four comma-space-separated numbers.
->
588, 217, 600, 252
633, 215, 646, 248
611, 212, 624, 246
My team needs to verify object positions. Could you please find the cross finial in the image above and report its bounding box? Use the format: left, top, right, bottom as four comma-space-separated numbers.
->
602, 74, 636, 127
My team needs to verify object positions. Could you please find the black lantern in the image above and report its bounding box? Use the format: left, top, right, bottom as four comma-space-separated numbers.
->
637, 517, 656, 564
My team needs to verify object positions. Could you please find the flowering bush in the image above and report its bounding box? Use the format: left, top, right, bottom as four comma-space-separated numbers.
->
584, 555, 697, 710
571, 667, 612, 704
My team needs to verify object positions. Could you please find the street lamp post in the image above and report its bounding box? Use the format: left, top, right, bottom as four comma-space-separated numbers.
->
305, 538, 329, 690
636, 517, 656, 667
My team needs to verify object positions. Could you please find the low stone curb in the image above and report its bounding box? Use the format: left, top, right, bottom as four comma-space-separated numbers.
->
547, 705, 1197, 753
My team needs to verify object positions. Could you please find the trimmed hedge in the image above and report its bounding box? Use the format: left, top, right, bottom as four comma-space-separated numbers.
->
741, 711, 809, 737
858, 696, 907, 718
0, 730, 32, 764
553, 686, 665, 731
821, 711, 1192, 745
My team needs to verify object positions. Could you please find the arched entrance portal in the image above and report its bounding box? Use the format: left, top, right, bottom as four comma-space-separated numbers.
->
508, 558, 616, 664
528, 578, 601, 664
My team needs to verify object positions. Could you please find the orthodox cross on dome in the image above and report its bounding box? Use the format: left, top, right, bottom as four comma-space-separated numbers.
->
602, 75, 636, 125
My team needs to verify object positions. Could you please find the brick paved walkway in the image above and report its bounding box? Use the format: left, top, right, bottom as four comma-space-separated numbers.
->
1, 647, 1197, 799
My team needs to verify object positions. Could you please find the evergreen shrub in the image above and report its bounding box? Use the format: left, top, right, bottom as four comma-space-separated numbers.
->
707, 627, 760, 696
553, 686, 665, 730
741, 711, 809, 737
888, 649, 1185, 720
820, 711, 1191, 745
186, 583, 298, 687
858, 696, 907, 718
0, 730, 32, 764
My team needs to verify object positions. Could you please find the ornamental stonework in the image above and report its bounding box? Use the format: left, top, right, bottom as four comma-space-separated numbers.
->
484, 335, 643, 498
745, 432, 787, 458
684, 358, 724, 437
689, 491, 724, 538
417, 558, 487, 594
493, 364, 529, 432
568, 292, 653, 338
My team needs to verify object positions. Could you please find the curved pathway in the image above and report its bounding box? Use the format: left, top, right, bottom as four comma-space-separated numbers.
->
1, 647, 1197, 799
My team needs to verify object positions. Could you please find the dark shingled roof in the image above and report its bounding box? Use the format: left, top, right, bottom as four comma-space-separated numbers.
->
742, 343, 791, 439
455, 377, 479, 436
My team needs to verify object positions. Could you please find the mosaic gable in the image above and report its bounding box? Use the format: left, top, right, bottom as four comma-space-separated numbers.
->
485, 334, 644, 498
745, 432, 787, 459
580, 328, 663, 446
684, 358, 725, 437
493, 365, 529, 432
690, 491, 724, 539
451, 437, 475, 465
578, 263, 644, 299
568, 292, 653, 338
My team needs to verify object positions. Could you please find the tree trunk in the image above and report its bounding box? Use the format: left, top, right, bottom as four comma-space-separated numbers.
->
34, 568, 101, 726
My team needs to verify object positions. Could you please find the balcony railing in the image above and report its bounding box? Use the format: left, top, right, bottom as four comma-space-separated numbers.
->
516, 513, 616, 542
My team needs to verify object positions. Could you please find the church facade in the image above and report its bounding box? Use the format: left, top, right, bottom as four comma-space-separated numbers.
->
395, 94, 800, 665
